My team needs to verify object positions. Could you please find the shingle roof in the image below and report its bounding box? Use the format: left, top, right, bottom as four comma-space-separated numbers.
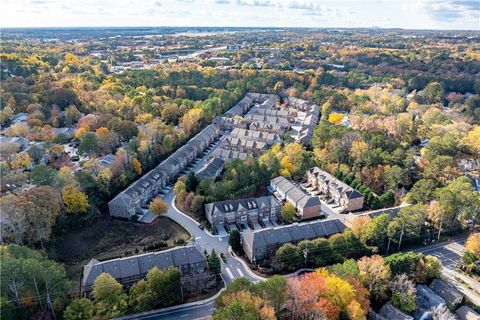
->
379, 302, 413, 320
429, 279, 463, 306
82, 245, 206, 289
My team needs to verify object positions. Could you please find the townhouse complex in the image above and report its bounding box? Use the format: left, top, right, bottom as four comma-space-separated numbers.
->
241, 218, 346, 262
82, 245, 206, 293
108, 124, 219, 219
306, 167, 364, 213
204, 196, 281, 233
270, 176, 323, 220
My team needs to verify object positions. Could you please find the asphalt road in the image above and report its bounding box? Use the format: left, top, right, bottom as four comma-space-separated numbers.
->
125, 301, 216, 320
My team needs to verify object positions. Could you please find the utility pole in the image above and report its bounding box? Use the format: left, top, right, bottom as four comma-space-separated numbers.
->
398, 221, 405, 251
437, 215, 443, 241
33, 277, 43, 310
303, 248, 309, 269
386, 237, 391, 253
45, 280, 57, 320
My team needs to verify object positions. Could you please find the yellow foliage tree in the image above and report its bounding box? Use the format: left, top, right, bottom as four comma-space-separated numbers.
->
328, 113, 345, 125
132, 158, 142, 175
62, 184, 90, 215
462, 126, 480, 156
149, 197, 168, 216
466, 233, 480, 256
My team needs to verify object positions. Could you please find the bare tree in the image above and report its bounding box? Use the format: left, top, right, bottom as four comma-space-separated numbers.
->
429, 305, 457, 320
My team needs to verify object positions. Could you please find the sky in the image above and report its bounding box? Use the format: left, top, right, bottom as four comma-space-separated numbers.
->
2, 0, 479, 30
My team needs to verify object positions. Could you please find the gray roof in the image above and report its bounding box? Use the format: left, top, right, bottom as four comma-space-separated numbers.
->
82, 245, 206, 289
455, 306, 480, 320
195, 157, 224, 180
205, 196, 280, 217
429, 279, 463, 306
379, 302, 413, 320
413, 285, 446, 319
242, 218, 345, 250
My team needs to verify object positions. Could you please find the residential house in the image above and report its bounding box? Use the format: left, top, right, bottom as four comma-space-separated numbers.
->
241, 218, 345, 262
0, 136, 29, 150
455, 306, 480, 320
429, 278, 463, 309
82, 245, 206, 293
195, 157, 224, 181
10, 113, 28, 124
108, 124, 219, 219
412, 285, 446, 320
378, 302, 413, 320
204, 196, 281, 232
307, 167, 364, 213
270, 176, 323, 220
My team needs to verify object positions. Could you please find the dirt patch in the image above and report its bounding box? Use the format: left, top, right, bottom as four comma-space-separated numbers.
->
50, 216, 191, 279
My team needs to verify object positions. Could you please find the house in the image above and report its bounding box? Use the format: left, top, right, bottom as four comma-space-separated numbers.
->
53, 127, 77, 139
81, 245, 206, 293
108, 124, 219, 219
270, 176, 323, 220
95, 154, 117, 170
204, 196, 281, 232
429, 278, 463, 308
412, 285, 446, 320
455, 306, 480, 320
241, 218, 345, 262
307, 167, 364, 213
378, 302, 413, 320
10, 113, 28, 124
195, 157, 224, 181
0, 136, 30, 150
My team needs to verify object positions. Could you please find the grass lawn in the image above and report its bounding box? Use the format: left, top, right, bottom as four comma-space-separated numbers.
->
50, 216, 191, 280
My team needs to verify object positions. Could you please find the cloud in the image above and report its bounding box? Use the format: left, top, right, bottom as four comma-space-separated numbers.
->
422, 0, 480, 22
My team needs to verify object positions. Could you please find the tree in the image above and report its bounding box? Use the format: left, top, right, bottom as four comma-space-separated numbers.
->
385, 252, 423, 276
208, 249, 222, 274
331, 259, 360, 279
92, 273, 127, 318
387, 205, 426, 249
30, 164, 61, 187
281, 203, 296, 223
1, 187, 62, 245
434, 177, 480, 231
78, 132, 99, 156
429, 305, 457, 320
255, 276, 287, 315
466, 233, 480, 256
461, 126, 480, 157
149, 197, 168, 216
214, 290, 275, 320
391, 274, 416, 313
360, 214, 390, 249
63, 298, 95, 320
132, 158, 142, 175
415, 255, 442, 283
276, 243, 303, 271
357, 255, 391, 302
62, 184, 90, 215
423, 82, 444, 104
185, 171, 198, 192
407, 179, 438, 204
229, 229, 242, 253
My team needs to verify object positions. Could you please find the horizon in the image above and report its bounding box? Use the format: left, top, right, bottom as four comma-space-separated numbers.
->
3, 0, 480, 30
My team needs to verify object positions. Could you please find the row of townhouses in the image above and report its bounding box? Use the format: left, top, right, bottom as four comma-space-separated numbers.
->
204, 196, 281, 233
241, 218, 346, 262
108, 124, 220, 219
82, 245, 206, 293
270, 176, 323, 220
306, 167, 364, 213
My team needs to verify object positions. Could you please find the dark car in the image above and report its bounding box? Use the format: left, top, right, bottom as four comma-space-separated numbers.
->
198, 224, 205, 230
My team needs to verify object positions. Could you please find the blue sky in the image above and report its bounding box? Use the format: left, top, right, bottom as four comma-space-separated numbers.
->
3, 0, 479, 30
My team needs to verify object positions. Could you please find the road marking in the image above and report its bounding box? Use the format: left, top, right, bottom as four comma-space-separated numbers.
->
225, 267, 234, 280
237, 268, 244, 277
195, 236, 201, 240
180, 314, 190, 317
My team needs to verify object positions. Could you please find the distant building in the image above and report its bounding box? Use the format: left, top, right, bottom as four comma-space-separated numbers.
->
241, 218, 345, 262
306, 167, 364, 213
82, 245, 206, 293
204, 196, 281, 232
10, 113, 28, 124
95, 154, 117, 170
53, 127, 77, 139
270, 176, 323, 220
195, 157, 224, 181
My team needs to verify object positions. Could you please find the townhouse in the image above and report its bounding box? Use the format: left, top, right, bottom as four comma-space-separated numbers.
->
204, 196, 281, 232
108, 124, 219, 219
270, 176, 323, 220
241, 218, 346, 262
195, 157, 224, 181
306, 167, 364, 213
82, 245, 206, 293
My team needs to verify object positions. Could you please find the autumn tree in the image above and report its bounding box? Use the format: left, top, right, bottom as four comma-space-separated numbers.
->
357, 255, 391, 302
63, 298, 95, 320
391, 274, 416, 313
92, 273, 127, 319
465, 233, 480, 256
149, 197, 168, 215
62, 184, 90, 214
281, 203, 296, 223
